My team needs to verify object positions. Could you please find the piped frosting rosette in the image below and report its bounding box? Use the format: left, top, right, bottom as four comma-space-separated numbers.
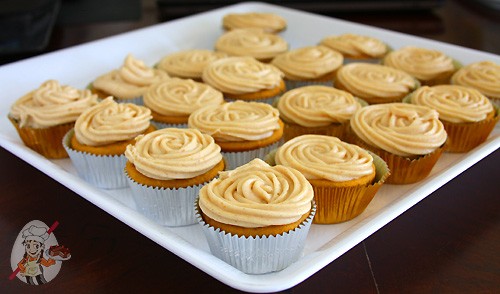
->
320, 33, 389, 61
156, 49, 228, 80
349, 103, 447, 184
222, 12, 287, 33
451, 61, 500, 104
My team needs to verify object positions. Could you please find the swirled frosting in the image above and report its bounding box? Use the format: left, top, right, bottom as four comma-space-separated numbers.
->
383, 46, 455, 81
336, 63, 417, 100
350, 103, 447, 156
275, 135, 374, 181
198, 158, 313, 227
9, 80, 99, 128
320, 34, 388, 58
277, 85, 362, 126
156, 50, 228, 80
93, 54, 170, 99
202, 57, 284, 95
74, 97, 152, 146
188, 100, 280, 142
144, 78, 224, 116
215, 28, 288, 61
451, 61, 500, 99
222, 12, 287, 33
410, 85, 494, 123
125, 128, 222, 180
271, 46, 343, 80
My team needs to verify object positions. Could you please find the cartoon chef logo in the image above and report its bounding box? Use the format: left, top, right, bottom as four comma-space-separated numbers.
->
9, 220, 71, 285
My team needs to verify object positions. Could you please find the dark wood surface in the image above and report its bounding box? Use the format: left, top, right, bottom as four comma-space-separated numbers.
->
1, 1, 499, 293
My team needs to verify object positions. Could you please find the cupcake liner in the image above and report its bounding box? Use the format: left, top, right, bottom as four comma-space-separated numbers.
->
285, 79, 332, 90
222, 140, 282, 170
151, 121, 188, 129
195, 200, 316, 274
224, 94, 279, 106
283, 122, 349, 142
343, 57, 382, 64
115, 96, 144, 106
62, 129, 128, 189
9, 116, 72, 159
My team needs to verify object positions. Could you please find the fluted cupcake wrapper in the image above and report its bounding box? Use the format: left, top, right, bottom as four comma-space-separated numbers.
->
343, 57, 382, 64
195, 200, 316, 274
115, 96, 144, 106
62, 129, 128, 189
222, 140, 282, 170
224, 95, 279, 106
284, 79, 332, 91
150, 121, 188, 130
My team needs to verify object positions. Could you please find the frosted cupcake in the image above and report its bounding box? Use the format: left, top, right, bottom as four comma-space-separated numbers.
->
276, 85, 364, 141
222, 12, 287, 33
8, 80, 99, 159
91, 54, 170, 104
188, 100, 283, 169
144, 78, 224, 129
125, 128, 225, 226
271, 45, 343, 89
196, 158, 315, 274
320, 33, 390, 63
450, 61, 500, 107
63, 97, 154, 189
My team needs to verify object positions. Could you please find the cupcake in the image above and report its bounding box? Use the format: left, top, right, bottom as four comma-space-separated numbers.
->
269, 135, 389, 224
215, 28, 288, 62
382, 46, 460, 85
63, 97, 155, 189
125, 128, 225, 226
320, 33, 390, 63
276, 85, 364, 141
144, 78, 224, 129
8, 80, 99, 159
188, 100, 284, 169
450, 61, 500, 107
271, 45, 344, 89
202, 56, 285, 104
222, 12, 287, 33
334, 63, 419, 104
156, 49, 228, 81
196, 158, 315, 274
407, 85, 498, 152
348, 103, 447, 184
91, 54, 170, 104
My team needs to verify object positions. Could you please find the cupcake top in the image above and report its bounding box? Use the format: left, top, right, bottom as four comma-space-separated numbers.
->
202, 56, 284, 95
144, 78, 224, 117
271, 45, 343, 80
74, 97, 152, 146
275, 135, 374, 182
450, 61, 500, 99
125, 128, 222, 180
383, 46, 456, 82
320, 33, 388, 58
93, 54, 170, 99
350, 103, 447, 156
277, 85, 362, 126
409, 85, 494, 123
188, 100, 280, 142
156, 49, 228, 80
215, 28, 288, 61
198, 158, 313, 228
9, 80, 99, 128
222, 12, 287, 33
335, 63, 417, 101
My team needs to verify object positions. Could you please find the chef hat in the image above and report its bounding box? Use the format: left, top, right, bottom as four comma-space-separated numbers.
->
22, 225, 49, 244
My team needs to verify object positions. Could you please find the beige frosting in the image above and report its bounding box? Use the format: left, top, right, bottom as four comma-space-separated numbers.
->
215, 28, 288, 60
410, 85, 494, 123
202, 57, 284, 95
336, 63, 417, 100
320, 34, 388, 58
222, 12, 287, 33
275, 135, 374, 182
93, 54, 170, 99
383, 46, 455, 81
271, 46, 343, 80
156, 50, 228, 80
277, 85, 362, 126
451, 61, 500, 99
125, 128, 222, 180
74, 97, 152, 146
9, 80, 99, 128
188, 100, 280, 142
144, 78, 224, 116
198, 158, 313, 228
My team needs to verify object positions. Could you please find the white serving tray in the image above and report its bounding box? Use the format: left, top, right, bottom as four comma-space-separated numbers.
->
1, 2, 499, 293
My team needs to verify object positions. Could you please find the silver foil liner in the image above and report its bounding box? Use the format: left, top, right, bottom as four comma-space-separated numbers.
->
195, 200, 316, 274
222, 140, 282, 170
224, 94, 280, 106
151, 121, 188, 130
285, 80, 332, 90
115, 96, 143, 106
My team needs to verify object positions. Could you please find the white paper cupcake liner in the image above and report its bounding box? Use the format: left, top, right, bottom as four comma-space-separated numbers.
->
151, 121, 188, 129
195, 201, 316, 274
222, 140, 282, 170
62, 130, 128, 189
